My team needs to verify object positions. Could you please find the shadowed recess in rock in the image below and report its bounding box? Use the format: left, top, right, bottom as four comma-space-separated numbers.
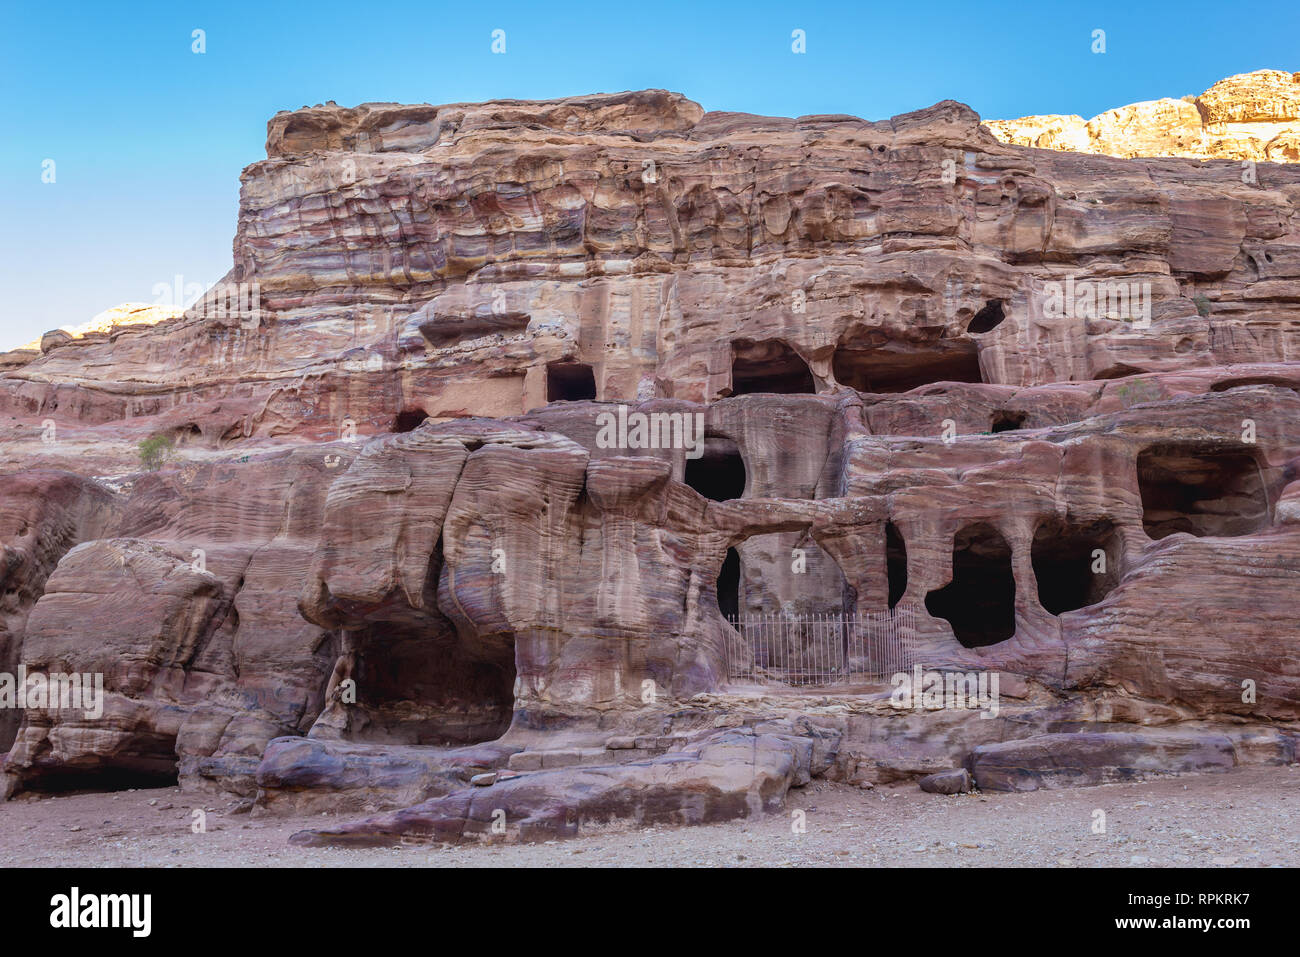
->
886, 520, 908, 609
924, 522, 1016, 648
19, 767, 179, 794
546, 361, 597, 402
1031, 517, 1120, 615
337, 622, 516, 746
831, 336, 983, 393
684, 437, 746, 501
717, 547, 740, 620
1137, 444, 1270, 539
730, 340, 816, 395
967, 299, 1006, 334
990, 410, 1027, 433
391, 408, 429, 433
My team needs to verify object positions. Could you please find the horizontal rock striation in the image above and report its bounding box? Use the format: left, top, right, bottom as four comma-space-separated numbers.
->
2, 81, 1299, 840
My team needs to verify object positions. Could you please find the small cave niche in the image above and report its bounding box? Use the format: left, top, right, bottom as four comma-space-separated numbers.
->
831, 340, 983, 393
546, 361, 597, 402
344, 622, 517, 746
885, 520, 908, 609
20, 766, 180, 795
1137, 444, 1270, 539
391, 408, 429, 433
171, 423, 202, 445
1031, 517, 1119, 615
924, 522, 1016, 648
1094, 364, 1146, 381
717, 547, 741, 621
967, 299, 1006, 334
730, 340, 816, 395
990, 410, 1027, 433
684, 436, 746, 501
1210, 376, 1298, 394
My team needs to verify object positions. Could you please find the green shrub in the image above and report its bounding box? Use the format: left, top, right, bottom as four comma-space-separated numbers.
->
138, 435, 174, 471
1193, 295, 1211, 318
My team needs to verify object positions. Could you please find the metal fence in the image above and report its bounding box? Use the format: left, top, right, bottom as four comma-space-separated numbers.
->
724, 606, 916, 688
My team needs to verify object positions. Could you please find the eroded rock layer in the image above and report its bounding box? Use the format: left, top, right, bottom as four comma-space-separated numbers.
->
1, 85, 1298, 843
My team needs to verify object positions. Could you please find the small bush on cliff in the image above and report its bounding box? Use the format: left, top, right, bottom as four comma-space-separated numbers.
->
138, 434, 174, 471
1194, 295, 1212, 317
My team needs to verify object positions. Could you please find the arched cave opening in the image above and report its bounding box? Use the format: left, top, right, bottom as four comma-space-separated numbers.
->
1136, 444, 1270, 539
343, 622, 517, 746
546, 361, 597, 402
730, 340, 816, 395
990, 410, 1027, 433
1210, 376, 1298, 394
392, 408, 429, 433
1031, 517, 1120, 615
684, 437, 746, 501
967, 299, 1006, 334
831, 340, 983, 393
924, 522, 1016, 648
717, 547, 741, 621
885, 520, 908, 609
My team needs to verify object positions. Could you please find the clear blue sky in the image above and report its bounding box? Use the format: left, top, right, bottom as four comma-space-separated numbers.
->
2, 0, 1296, 349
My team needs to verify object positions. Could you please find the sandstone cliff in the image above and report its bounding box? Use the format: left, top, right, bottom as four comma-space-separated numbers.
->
2, 85, 1298, 843
986, 69, 1300, 163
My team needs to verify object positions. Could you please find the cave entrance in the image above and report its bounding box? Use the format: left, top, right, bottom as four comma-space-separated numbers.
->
717, 547, 741, 620
886, 521, 908, 609
343, 622, 516, 746
1031, 517, 1119, 615
967, 299, 1006, 334
546, 361, 597, 402
832, 340, 983, 393
392, 408, 428, 432
730, 340, 816, 395
20, 766, 180, 794
685, 437, 746, 501
990, 410, 1027, 433
924, 522, 1016, 648
1136, 444, 1269, 539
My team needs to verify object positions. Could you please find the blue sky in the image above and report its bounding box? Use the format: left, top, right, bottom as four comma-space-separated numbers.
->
2, 0, 1297, 349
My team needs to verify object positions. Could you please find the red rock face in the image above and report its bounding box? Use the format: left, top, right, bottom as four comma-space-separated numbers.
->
1, 88, 1298, 840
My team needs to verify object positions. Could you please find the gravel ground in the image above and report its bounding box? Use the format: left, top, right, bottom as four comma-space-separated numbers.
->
2, 764, 1297, 867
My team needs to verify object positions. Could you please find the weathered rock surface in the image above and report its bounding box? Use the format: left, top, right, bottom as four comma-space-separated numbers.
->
918, 768, 972, 794
987, 69, 1300, 163
288, 723, 834, 846
1, 81, 1298, 841
967, 730, 1246, 791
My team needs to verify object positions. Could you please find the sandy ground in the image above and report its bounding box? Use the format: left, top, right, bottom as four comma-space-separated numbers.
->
1, 764, 1297, 867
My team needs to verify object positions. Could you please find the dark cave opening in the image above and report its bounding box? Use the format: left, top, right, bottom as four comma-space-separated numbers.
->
832, 341, 983, 393
717, 547, 741, 621
730, 340, 816, 395
924, 522, 1016, 648
22, 765, 179, 794
967, 299, 1006, 334
546, 361, 597, 402
1031, 517, 1119, 615
684, 437, 746, 501
392, 408, 429, 432
343, 622, 517, 747
886, 520, 908, 609
990, 410, 1028, 433
1136, 444, 1269, 539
